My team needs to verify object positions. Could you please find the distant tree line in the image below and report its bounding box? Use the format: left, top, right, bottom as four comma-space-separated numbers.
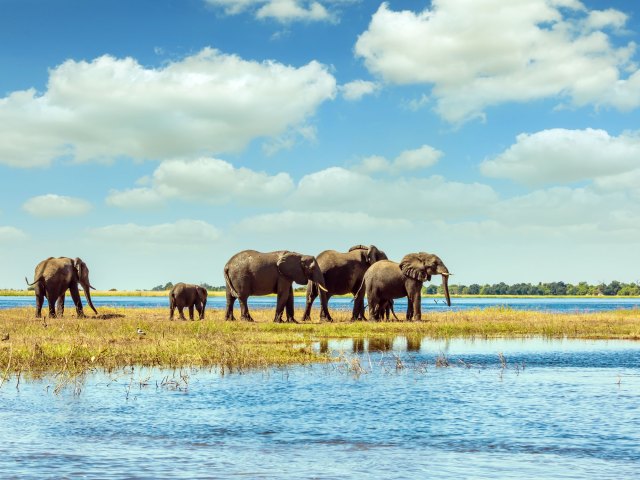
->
147, 281, 639, 296
150, 282, 225, 292
424, 281, 640, 296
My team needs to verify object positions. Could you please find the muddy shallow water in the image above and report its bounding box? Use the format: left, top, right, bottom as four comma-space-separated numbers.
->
1, 337, 639, 478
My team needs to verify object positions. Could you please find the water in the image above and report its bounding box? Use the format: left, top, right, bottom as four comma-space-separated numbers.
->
2, 294, 640, 313
1, 338, 639, 478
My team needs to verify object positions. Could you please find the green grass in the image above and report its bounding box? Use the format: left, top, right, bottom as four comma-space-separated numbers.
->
1, 306, 639, 380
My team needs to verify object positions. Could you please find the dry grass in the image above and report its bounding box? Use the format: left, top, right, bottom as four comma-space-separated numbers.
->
0, 306, 638, 379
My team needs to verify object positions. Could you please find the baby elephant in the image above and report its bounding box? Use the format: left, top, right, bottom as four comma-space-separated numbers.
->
169, 283, 208, 321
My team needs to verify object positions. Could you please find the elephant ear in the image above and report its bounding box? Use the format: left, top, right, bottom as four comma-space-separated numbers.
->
366, 245, 386, 264
277, 251, 307, 285
73, 258, 84, 279
400, 253, 430, 282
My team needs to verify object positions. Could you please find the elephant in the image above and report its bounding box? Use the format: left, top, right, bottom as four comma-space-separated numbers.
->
362, 252, 451, 321
169, 283, 208, 321
224, 250, 327, 323
302, 244, 387, 322
25, 257, 98, 318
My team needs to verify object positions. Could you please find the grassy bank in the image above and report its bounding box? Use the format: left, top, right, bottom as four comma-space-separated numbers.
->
0, 307, 638, 380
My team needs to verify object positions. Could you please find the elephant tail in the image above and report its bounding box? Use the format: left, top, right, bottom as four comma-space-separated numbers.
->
224, 265, 240, 298
25, 275, 42, 287
353, 276, 366, 300
389, 300, 400, 321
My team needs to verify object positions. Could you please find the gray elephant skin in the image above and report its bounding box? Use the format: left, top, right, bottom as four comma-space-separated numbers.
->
169, 283, 208, 320
224, 250, 327, 323
302, 244, 387, 322
25, 257, 98, 318
363, 252, 451, 321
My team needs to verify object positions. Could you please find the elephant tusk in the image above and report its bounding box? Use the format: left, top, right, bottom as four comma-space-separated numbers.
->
318, 284, 329, 293
442, 273, 452, 276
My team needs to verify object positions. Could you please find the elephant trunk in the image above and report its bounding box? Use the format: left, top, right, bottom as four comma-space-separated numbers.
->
442, 273, 451, 307
82, 284, 98, 315
311, 268, 328, 293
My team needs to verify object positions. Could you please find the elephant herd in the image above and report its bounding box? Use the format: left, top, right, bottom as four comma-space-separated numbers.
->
26, 245, 451, 322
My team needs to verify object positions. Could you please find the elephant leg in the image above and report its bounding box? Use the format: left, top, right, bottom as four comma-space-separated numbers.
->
225, 291, 236, 321
197, 302, 205, 320
274, 291, 289, 323
239, 298, 253, 322
56, 293, 65, 317
188, 304, 195, 321
367, 293, 379, 321
45, 289, 57, 318
169, 302, 175, 320
319, 291, 333, 322
285, 287, 297, 323
302, 286, 317, 321
412, 295, 422, 321
178, 306, 186, 321
351, 290, 365, 321
406, 301, 414, 321
69, 284, 85, 318
34, 285, 44, 318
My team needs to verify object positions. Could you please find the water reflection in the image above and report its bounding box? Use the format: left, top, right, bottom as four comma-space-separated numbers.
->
0, 338, 639, 479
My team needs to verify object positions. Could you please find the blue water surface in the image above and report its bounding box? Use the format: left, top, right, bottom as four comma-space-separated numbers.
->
2, 295, 640, 313
0, 337, 639, 479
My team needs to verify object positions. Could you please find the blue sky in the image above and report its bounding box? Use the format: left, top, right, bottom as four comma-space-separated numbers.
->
2, 0, 640, 290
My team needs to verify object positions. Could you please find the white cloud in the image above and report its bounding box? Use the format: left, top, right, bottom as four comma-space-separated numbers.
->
0, 226, 28, 243
22, 194, 92, 218
0, 48, 336, 167
353, 145, 443, 174
340, 80, 380, 101
107, 157, 294, 208
480, 128, 640, 186
206, 0, 354, 23
355, 1, 640, 123
257, 0, 330, 22
594, 168, 640, 193
105, 188, 165, 209
234, 210, 411, 233
292, 167, 498, 220
88, 220, 221, 246
491, 186, 632, 228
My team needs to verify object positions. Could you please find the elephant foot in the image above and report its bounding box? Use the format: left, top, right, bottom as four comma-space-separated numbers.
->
241, 316, 254, 322
286, 318, 299, 324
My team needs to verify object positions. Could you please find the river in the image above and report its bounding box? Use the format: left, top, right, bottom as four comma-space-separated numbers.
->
0, 337, 638, 478
2, 295, 640, 313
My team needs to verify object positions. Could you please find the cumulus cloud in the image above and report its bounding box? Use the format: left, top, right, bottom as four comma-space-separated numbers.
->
22, 194, 92, 218
206, 0, 355, 23
88, 220, 221, 245
340, 80, 380, 101
352, 145, 443, 174
355, 1, 640, 123
0, 226, 28, 243
292, 167, 498, 220
105, 188, 165, 210
107, 157, 294, 208
480, 128, 640, 186
234, 210, 411, 233
0, 48, 336, 167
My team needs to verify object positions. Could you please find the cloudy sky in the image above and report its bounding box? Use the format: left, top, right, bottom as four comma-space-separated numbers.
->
2, 0, 639, 289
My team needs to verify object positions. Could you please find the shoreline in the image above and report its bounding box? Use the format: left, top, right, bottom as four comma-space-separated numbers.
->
2, 290, 639, 299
